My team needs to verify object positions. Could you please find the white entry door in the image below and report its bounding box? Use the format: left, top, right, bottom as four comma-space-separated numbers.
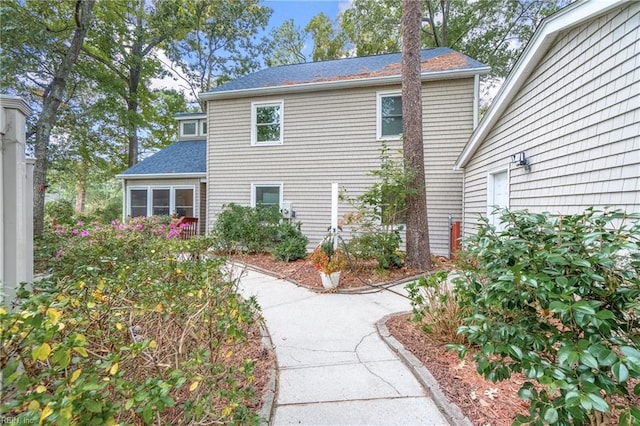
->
487, 169, 509, 231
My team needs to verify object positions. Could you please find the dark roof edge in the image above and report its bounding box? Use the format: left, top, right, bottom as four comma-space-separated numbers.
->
200, 67, 490, 101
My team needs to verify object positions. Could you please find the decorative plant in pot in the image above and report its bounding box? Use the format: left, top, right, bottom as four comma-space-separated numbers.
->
309, 239, 348, 289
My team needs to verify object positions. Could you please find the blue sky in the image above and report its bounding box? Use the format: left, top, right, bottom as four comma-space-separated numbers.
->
263, 0, 350, 58
264, 0, 348, 29
151, 0, 352, 100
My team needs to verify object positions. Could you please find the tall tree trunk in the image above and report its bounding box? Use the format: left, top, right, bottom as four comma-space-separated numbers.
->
126, 94, 139, 167
402, 0, 431, 270
33, 0, 95, 236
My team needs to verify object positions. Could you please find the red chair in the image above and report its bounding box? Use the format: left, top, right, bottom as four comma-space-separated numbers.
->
177, 217, 198, 239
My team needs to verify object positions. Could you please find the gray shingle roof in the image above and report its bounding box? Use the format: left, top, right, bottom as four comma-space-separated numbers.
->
120, 140, 206, 176
205, 47, 488, 94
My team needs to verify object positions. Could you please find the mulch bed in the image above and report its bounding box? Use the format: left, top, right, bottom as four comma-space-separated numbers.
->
230, 252, 437, 290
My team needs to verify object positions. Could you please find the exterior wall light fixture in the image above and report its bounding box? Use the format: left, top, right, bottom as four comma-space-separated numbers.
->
511, 151, 531, 172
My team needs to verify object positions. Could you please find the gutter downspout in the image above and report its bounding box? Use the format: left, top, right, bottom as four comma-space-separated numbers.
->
473, 74, 480, 129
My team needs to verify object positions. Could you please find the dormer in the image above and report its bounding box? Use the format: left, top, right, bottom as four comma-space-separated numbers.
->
176, 112, 207, 140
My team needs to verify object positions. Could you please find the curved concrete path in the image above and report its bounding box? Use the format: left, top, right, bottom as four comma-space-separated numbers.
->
236, 267, 452, 425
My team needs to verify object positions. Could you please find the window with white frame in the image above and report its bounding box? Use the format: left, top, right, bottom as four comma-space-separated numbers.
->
152, 188, 170, 216
127, 186, 195, 218
130, 189, 148, 218
180, 120, 198, 137
377, 92, 402, 139
251, 183, 282, 207
200, 120, 207, 135
251, 101, 283, 145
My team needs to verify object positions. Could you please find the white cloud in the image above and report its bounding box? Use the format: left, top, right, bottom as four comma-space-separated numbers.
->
338, 0, 353, 14
149, 49, 197, 103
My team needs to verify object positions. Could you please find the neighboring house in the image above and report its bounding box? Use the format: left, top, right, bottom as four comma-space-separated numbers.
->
117, 112, 207, 234
0, 95, 34, 309
200, 48, 489, 256
454, 0, 639, 234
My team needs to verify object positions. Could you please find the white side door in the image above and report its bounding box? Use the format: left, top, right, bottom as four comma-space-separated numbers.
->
487, 169, 509, 231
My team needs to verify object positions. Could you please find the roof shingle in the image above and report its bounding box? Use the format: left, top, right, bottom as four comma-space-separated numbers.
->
120, 140, 206, 176
205, 47, 487, 94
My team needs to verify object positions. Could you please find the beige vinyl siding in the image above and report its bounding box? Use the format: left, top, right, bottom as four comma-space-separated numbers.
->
462, 4, 640, 235
207, 78, 474, 256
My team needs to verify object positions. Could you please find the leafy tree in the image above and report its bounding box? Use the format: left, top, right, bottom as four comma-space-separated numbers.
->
0, 0, 96, 237
340, 0, 401, 56
265, 19, 307, 67
165, 0, 271, 98
338, 0, 568, 80
422, 0, 569, 79
83, 0, 187, 167
402, 0, 431, 270
304, 12, 348, 61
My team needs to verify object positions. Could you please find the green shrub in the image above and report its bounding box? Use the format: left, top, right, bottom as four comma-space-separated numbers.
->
212, 204, 281, 253
44, 199, 75, 226
4, 218, 262, 425
87, 199, 122, 224
406, 270, 466, 344
341, 143, 412, 270
347, 230, 402, 270
271, 222, 308, 262
451, 209, 640, 425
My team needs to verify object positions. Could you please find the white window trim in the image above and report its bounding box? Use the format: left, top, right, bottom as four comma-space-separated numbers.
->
127, 185, 196, 217
486, 167, 510, 229
251, 100, 284, 146
180, 120, 199, 137
250, 182, 283, 207
200, 120, 207, 135
376, 90, 402, 140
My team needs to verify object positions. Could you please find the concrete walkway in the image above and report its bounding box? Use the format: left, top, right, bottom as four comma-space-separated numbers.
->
236, 267, 452, 426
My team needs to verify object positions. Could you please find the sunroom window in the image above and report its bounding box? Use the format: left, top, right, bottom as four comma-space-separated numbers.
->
175, 188, 194, 217
152, 189, 170, 216
377, 92, 402, 139
130, 189, 148, 218
127, 186, 195, 218
252, 101, 283, 145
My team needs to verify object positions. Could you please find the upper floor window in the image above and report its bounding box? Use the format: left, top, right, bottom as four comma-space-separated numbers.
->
252, 101, 283, 145
377, 92, 402, 139
180, 120, 198, 137
201, 121, 207, 135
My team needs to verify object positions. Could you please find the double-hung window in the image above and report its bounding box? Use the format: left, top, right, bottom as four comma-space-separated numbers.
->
377, 92, 403, 139
252, 101, 283, 145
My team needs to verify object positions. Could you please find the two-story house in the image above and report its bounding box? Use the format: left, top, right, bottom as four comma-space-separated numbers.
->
200, 48, 489, 255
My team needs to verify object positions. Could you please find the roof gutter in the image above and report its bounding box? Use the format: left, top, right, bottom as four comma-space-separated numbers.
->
115, 173, 206, 180
200, 67, 491, 101
454, 0, 625, 170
